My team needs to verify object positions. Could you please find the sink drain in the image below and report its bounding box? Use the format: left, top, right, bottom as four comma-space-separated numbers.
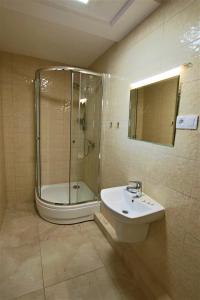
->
122, 210, 128, 214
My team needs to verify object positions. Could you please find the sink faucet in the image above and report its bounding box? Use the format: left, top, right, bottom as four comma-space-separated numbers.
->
126, 180, 142, 198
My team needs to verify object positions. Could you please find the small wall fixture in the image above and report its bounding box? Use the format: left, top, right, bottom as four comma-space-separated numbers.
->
80, 98, 87, 104
130, 66, 182, 89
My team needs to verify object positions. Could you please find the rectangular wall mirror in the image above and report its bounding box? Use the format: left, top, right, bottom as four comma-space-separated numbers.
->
128, 76, 180, 146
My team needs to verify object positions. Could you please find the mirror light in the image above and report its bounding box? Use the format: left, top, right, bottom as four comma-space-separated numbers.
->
76, 0, 89, 4
130, 66, 181, 89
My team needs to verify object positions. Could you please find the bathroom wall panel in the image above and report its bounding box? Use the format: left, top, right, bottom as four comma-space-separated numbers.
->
91, 0, 200, 299
0, 52, 83, 211
0, 75, 7, 226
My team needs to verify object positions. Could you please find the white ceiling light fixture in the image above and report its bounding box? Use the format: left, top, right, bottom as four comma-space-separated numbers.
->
76, 0, 89, 4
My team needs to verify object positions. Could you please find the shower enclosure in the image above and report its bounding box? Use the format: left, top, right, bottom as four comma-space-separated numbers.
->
35, 66, 104, 224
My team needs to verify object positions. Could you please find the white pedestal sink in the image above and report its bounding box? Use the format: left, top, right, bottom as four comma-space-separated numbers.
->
101, 186, 165, 243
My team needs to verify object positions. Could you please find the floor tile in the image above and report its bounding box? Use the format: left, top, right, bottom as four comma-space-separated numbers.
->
114, 277, 146, 300
0, 210, 38, 248
80, 222, 145, 299
80, 221, 121, 266
0, 210, 145, 300
13, 289, 45, 300
45, 267, 122, 300
40, 221, 104, 287
37, 217, 80, 242
0, 242, 43, 300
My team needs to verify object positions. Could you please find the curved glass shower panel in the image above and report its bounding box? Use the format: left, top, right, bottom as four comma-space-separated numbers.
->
70, 72, 102, 204
69, 72, 84, 204
39, 70, 71, 205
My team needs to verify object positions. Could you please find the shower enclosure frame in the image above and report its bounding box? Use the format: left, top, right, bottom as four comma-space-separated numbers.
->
34, 66, 105, 224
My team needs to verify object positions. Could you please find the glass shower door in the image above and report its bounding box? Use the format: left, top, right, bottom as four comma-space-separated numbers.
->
70, 71, 102, 204
37, 69, 71, 205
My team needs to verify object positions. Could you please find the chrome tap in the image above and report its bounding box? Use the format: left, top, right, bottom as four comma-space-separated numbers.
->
126, 180, 142, 198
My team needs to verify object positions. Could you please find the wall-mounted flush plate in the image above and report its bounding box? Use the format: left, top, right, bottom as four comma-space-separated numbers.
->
176, 115, 199, 130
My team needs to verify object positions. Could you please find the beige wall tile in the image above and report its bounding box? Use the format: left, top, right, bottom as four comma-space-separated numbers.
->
91, 0, 200, 299
0, 58, 7, 226
0, 51, 84, 209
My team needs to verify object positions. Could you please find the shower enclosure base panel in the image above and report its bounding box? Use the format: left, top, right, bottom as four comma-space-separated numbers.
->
41, 181, 95, 204
35, 181, 100, 224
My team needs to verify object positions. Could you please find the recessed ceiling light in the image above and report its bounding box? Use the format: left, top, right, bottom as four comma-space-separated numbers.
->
76, 0, 89, 4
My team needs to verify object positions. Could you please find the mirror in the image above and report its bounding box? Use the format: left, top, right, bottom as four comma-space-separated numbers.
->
128, 76, 180, 146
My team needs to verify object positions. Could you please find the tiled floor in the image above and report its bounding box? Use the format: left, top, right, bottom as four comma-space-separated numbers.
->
0, 210, 145, 300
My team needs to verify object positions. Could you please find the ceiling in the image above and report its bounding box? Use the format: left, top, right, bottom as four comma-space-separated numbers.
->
0, 0, 160, 67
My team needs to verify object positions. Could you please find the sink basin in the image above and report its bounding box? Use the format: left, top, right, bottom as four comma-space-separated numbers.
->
101, 186, 165, 243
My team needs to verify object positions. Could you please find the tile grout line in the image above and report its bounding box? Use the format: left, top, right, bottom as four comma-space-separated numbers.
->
44, 265, 105, 291
38, 215, 106, 292
10, 289, 43, 300
36, 216, 47, 300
